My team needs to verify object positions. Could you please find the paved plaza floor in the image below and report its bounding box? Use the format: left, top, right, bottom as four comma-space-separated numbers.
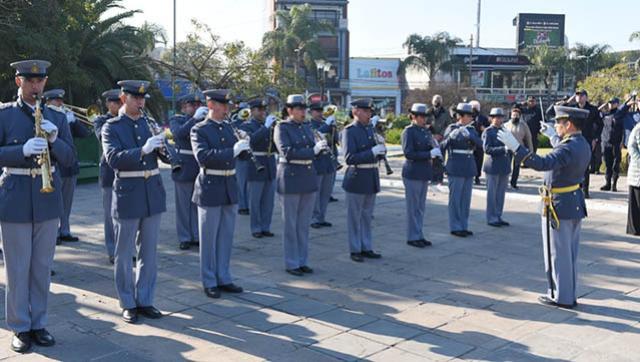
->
0, 158, 638, 361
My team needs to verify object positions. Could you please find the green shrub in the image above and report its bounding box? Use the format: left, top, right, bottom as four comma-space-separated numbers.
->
386, 128, 402, 145
537, 134, 551, 148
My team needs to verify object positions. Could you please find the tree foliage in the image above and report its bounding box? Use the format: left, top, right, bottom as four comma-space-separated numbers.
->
399, 32, 462, 86
525, 45, 568, 90
568, 43, 614, 83
578, 63, 640, 104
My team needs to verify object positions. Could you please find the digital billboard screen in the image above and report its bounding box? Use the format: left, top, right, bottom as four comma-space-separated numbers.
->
515, 13, 565, 51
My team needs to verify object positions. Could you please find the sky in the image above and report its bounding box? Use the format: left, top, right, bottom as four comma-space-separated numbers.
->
121, 0, 640, 56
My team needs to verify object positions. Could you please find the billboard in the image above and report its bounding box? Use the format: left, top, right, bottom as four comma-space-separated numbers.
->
515, 13, 565, 51
349, 58, 400, 90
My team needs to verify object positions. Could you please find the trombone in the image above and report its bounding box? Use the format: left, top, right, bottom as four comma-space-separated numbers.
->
63, 103, 101, 127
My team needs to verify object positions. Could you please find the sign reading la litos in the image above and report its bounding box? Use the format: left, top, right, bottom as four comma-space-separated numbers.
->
356, 68, 394, 79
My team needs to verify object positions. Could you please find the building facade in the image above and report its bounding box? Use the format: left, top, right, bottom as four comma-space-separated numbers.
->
348, 57, 401, 115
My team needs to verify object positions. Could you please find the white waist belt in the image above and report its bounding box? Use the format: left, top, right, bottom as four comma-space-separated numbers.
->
279, 159, 312, 165
117, 169, 160, 179
451, 149, 474, 155
252, 152, 274, 156
178, 149, 194, 155
203, 168, 236, 176
355, 163, 377, 169
3, 166, 56, 176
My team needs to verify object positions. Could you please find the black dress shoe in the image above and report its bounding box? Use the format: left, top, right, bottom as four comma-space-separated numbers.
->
59, 234, 79, 242
329, 196, 338, 202
179, 241, 191, 250
419, 239, 433, 247
299, 265, 314, 274
450, 231, 467, 237
488, 222, 502, 227
474, 177, 481, 185
11, 332, 31, 353
319, 221, 332, 227
204, 287, 221, 298
252, 232, 264, 238
190, 240, 200, 246
464, 230, 474, 236
499, 221, 510, 226
537, 295, 575, 309
361, 250, 381, 259
261, 231, 275, 237
350, 253, 364, 262
50, 270, 56, 276
122, 308, 138, 323
407, 240, 425, 248
138, 306, 163, 319
310, 222, 323, 229
219, 283, 243, 293
30, 328, 55, 346
286, 268, 304, 276
109, 256, 115, 265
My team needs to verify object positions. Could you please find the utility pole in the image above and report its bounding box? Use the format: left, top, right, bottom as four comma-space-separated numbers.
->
469, 34, 474, 88
171, 0, 176, 116
476, 0, 481, 47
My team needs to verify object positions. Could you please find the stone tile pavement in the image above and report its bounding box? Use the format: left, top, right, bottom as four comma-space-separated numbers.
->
0, 159, 638, 361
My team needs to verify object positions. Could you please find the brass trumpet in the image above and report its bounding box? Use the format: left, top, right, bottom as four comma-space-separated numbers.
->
322, 104, 338, 118
62, 103, 101, 127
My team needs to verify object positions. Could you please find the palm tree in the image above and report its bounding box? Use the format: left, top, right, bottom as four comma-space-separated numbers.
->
399, 32, 462, 87
525, 45, 568, 90
569, 43, 612, 83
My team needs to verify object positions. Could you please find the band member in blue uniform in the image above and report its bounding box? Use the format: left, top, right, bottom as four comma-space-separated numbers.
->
42, 89, 92, 244
275, 94, 326, 276
401, 103, 441, 248
342, 98, 384, 262
191, 89, 247, 298
498, 105, 591, 308
483, 108, 511, 227
170, 92, 206, 250
441, 103, 482, 237
94, 89, 122, 263
0, 60, 75, 352
239, 98, 277, 239
309, 102, 338, 229
233, 102, 251, 215
102, 80, 167, 323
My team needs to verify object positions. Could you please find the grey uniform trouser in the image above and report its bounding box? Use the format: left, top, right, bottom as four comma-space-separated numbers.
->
1, 219, 58, 333
448, 176, 473, 232
175, 181, 198, 243
236, 160, 249, 210
102, 187, 115, 257
312, 172, 335, 223
280, 193, 316, 269
248, 179, 276, 234
198, 205, 237, 288
59, 175, 77, 236
403, 178, 428, 241
542, 218, 581, 306
486, 174, 508, 224
346, 192, 376, 253
113, 214, 161, 309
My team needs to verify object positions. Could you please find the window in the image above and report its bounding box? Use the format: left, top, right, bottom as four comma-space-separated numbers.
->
313, 10, 338, 27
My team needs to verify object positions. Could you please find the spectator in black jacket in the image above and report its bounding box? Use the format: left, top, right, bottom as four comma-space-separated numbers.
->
599, 98, 625, 191
521, 96, 542, 153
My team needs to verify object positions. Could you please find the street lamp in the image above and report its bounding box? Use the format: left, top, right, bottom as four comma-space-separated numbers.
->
575, 54, 595, 77
315, 59, 332, 102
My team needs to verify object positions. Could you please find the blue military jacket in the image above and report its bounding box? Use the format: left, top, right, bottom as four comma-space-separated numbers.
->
0, 99, 75, 223
516, 132, 591, 220
341, 121, 380, 194
482, 125, 512, 175
59, 120, 91, 177
102, 114, 168, 219
401, 124, 434, 181
274, 119, 319, 194
440, 123, 482, 177
309, 119, 338, 175
94, 113, 116, 187
190, 119, 239, 207
239, 118, 277, 182
169, 113, 199, 182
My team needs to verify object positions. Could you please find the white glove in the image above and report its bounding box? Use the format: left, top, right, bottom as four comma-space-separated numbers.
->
22, 137, 48, 157
233, 139, 250, 158
325, 115, 336, 126
193, 106, 209, 121
540, 121, 556, 139
265, 115, 277, 128
430, 148, 442, 159
497, 130, 521, 152
371, 116, 380, 127
459, 127, 470, 138
65, 111, 76, 124
448, 128, 460, 139
40, 119, 58, 143
371, 144, 386, 156
142, 134, 164, 154
313, 140, 328, 155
